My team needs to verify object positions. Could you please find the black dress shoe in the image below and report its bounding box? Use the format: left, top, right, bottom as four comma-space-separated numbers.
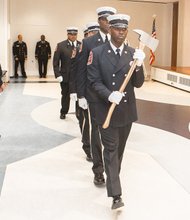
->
60, 114, 66, 119
14, 74, 18, 78
93, 173, 105, 185
86, 154, 93, 162
111, 196, 124, 210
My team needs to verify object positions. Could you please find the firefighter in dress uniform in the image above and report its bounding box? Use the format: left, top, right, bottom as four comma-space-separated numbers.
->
77, 6, 117, 186
53, 27, 81, 119
69, 22, 100, 162
35, 35, 51, 78
13, 34, 27, 78
87, 14, 145, 210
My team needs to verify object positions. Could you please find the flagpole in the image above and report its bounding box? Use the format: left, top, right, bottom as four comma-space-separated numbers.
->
149, 14, 157, 81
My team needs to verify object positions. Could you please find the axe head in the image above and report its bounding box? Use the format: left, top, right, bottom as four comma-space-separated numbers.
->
133, 29, 159, 52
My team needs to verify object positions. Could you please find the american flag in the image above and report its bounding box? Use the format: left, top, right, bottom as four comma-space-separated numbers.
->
149, 17, 156, 65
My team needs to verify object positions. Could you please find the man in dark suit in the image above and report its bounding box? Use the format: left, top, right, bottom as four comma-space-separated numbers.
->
87, 14, 145, 210
53, 27, 81, 119
77, 6, 117, 186
35, 35, 51, 78
13, 34, 27, 78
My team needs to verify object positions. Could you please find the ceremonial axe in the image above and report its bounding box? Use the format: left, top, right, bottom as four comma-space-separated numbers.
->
102, 29, 159, 129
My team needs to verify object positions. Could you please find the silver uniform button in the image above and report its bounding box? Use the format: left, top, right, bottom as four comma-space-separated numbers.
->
124, 100, 127, 102
112, 82, 115, 85
113, 74, 115, 77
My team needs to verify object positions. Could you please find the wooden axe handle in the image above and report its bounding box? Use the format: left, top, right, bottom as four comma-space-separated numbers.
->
102, 43, 145, 129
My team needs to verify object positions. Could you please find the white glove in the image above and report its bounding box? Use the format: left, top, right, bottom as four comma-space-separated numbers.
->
133, 49, 145, 66
57, 76, 63, 82
70, 93, 77, 101
78, 98, 88, 110
108, 91, 124, 105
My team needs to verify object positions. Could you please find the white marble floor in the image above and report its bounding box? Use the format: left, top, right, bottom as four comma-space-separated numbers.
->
0, 81, 190, 220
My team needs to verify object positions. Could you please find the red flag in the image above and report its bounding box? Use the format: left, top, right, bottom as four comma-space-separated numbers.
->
149, 17, 156, 65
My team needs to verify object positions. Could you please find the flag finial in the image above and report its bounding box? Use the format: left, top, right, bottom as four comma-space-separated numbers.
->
152, 14, 157, 19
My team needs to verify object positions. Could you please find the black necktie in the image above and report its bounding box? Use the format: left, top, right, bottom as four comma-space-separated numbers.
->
71, 42, 75, 49
105, 35, 108, 42
116, 48, 120, 59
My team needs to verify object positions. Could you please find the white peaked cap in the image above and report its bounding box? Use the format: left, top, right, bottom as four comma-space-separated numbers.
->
83, 27, 88, 33
96, 6, 117, 18
86, 22, 100, 31
67, 27, 78, 33
107, 14, 131, 28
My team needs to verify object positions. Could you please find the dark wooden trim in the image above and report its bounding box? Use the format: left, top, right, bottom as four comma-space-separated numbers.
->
171, 2, 179, 67
120, 0, 167, 4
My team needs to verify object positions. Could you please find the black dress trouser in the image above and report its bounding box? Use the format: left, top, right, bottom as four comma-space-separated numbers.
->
75, 102, 91, 156
38, 58, 48, 77
88, 103, 104, 175
60, 82, 70, 115
99, 123, 132, 197
14, 59, 26, 76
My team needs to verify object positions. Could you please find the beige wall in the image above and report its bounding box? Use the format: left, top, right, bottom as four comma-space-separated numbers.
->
0, 0, 9, 70
9, 0, 173, 76
178, 0, 190, 66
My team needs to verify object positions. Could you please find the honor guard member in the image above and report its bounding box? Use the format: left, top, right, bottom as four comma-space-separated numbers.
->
35, 35, 51, 78
69, 25, 92, 162
83, 27, 89, 38
53, 27, 81, 119
77, 6, 117, 186
87, 14, 145, 209
70, 22, 100, 162
86, 22, 100, 37
13, 34, 27, 78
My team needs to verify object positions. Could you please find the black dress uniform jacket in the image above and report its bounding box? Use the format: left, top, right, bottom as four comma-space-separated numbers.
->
87, 42, 144, 127
53, 40, 81, 83
77, 32, 104, 102
35, 41, 51, 59
69, 47, 80, 94
13, 41, 27, 60
0, 65, 3, 86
